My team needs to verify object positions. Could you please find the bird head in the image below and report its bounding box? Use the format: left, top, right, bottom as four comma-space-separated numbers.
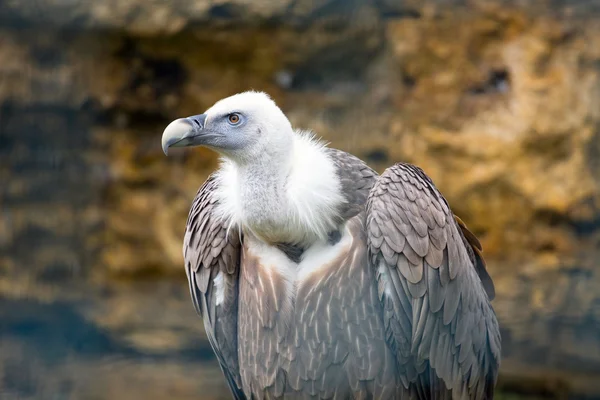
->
161, 91, 293, 164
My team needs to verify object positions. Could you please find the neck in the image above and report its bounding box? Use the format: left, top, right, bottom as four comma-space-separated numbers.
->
237, 152, 292, 242
214, 131, 345, 246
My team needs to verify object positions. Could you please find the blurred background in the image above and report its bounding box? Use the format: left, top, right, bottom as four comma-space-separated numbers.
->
1, 0, 599, 398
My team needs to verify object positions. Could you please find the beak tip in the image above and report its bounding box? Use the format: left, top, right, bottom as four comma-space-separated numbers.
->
161, 118, 193, 157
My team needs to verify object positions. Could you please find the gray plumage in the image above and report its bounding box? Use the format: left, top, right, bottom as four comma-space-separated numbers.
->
163, 92, 500, 400
184, 175, 245, 399
183, 153, 500, 400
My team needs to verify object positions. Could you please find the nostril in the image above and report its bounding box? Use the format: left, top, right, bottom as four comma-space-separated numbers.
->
187, 114, 207, 130
187, 118, 201, 129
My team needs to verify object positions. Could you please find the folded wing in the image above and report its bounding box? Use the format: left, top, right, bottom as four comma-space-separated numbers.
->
184, 174, 245, 399
366, 163, 501, 400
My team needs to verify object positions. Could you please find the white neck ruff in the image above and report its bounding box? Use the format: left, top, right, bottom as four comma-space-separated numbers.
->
213, 131, 344, 245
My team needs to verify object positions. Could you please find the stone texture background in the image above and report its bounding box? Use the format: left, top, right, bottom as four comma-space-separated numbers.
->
1, 0, 600, 398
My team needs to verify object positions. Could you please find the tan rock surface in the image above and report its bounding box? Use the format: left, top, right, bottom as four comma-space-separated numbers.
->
83, 8, 600, 275
1, 1, 600, 397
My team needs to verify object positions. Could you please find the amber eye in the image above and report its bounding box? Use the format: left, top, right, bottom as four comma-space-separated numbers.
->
228, 113, 240, 124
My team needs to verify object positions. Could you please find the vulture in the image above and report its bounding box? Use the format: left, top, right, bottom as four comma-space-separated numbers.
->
161, 91, 501, 400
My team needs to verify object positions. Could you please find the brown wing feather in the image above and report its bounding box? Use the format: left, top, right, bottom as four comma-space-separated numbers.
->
367, 163, 501, 400
184, 174, 245, 400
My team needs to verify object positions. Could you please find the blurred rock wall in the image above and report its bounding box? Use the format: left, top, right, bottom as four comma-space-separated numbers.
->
1, 0, 599, 281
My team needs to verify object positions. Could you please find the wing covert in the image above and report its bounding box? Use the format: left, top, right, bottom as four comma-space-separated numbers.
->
183, 173, 245, 399
326, 148, 378, 221
366, 163, 501, 400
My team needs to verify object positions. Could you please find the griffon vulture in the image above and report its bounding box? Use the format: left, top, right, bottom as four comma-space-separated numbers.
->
161, 91, 500, 400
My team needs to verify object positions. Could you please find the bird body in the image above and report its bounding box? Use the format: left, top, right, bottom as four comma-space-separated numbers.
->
162, 91, 500, 400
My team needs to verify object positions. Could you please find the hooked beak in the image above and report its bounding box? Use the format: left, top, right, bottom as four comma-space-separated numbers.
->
161, 114, 209, 156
